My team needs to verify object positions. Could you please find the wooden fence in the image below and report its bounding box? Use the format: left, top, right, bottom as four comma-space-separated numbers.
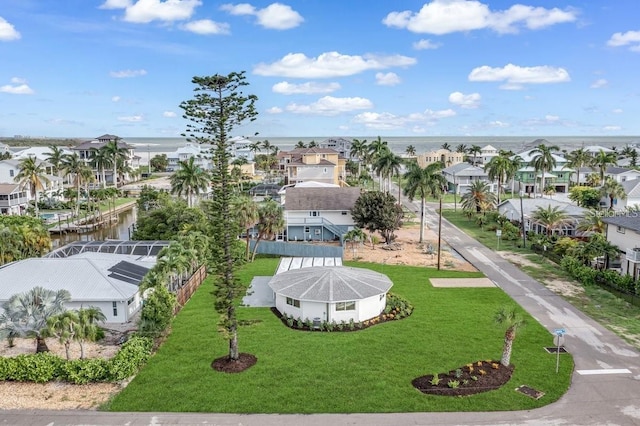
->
174, 265, 207, 313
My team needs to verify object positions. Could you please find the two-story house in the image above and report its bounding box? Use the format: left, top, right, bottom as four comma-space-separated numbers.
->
166, 143, 214, 172
497, 198, 587, 237
283, 186, 361, 242
0, 159, 63, 211
602, 216, 640, 280
71, 134, 136, 186
479, 144, 499, 166
229, 136, 254, 162
417, 149, 464, 168
0, 183, 29, 215
278, 148, 346, 186
319, 137, 353, 158
572, 166, 640, 186
442, 163, 496, 194
512, 148, 572, 194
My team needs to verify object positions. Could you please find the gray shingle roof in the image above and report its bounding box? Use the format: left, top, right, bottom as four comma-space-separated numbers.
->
622, 179, 640, 197
602, 215, 640, 232
284, 187, 361, 211
497, 198, 587, 217
268, 266, 393, 302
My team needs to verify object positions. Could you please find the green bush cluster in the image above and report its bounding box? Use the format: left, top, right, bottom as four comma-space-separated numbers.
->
0, 336, 153, 384
561, 256, 640, 295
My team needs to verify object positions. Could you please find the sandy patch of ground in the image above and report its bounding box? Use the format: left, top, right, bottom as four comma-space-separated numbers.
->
344, 223, 477, 273
0, 336, 122, 410
430, 278, 496, 288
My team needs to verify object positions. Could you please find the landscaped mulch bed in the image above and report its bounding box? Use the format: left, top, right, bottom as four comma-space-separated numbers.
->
211, 353, 257, 373
412, 360, 514, 396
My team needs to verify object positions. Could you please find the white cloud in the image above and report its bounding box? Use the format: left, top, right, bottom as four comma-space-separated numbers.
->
376, 72, 401, 86
285, 96, 373, 116
266, 106, 283, 114
101, 0, 201, 24
110, 69, 148, 78
413, 39, 441, 50
489, 120, 509, 128
522, 114, 568, 127
112, 96, 121, 102
603, 125, 621, 131
353, 108, 455, 130
272, 81, 340, 95
118, 115, 143, 122
612, 108, 623, 114
182, 19, 230, 35
468, 64, 570, 88
607, 30, 640, 52
221, 2, 303, 30
590, 78, 608, 89
254, 51, 416, 78
0, 77, 33, 94
448, 91, 481, 109
0, 17, 20, 41
383, 0, 576, 35
163, 111, 177, 118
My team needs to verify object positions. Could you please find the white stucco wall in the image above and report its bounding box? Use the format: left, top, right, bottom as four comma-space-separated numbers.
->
276, 292, 387, 324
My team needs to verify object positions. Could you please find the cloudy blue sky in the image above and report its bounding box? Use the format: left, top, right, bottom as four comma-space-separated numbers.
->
0, 0, 639, 138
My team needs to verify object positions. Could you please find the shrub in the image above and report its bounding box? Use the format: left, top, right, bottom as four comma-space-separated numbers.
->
3, 352, 63, 383
107, 336, 153, 381
60, 358, 109, 384
138, 287, 176, 337
447, 380, 460, 389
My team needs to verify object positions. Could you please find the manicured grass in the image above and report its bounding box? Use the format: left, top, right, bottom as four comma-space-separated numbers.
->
105, 259, 572, 413
443, 210, 640, 350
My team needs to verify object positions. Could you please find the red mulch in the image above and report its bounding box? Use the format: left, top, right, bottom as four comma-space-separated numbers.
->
211, 353, 257, 373
412, 360, 514, 396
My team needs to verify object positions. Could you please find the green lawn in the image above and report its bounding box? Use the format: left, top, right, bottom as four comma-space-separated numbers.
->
105, 259, 572, 413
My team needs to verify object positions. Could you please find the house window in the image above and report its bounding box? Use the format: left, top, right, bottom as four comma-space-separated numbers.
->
528, 173, 534, 179
336, 301, 355, 311
304, 226, 310, 233
379, 294, 385, 301
286, 297, 300, 308
323, 167, 328, 174
127, 298, 134, 305
617, 226, 626, 234
310, 211, 319, 217
9, 170, 14, 177
112, 301, 118, 316
558, 174, 563, 179
341, 211, 348, 215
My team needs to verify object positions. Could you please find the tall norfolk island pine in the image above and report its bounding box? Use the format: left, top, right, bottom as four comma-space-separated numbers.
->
180, 72, 258, 366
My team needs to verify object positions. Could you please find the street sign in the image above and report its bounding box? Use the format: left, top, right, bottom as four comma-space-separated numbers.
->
554, 328, 566, 336
496, 230, 502, 237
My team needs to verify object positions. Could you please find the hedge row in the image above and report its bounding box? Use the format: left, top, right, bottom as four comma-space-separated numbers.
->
561, 256, 640, 296
0, 336, 153, 384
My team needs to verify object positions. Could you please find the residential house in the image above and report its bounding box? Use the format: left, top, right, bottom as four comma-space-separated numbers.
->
512, 148, 572, 194
0, 159, 64, 210
229, 136, 255, 162
166, 142, 214, 172
479, 144, 499, 166
278, 148, 346, 186
0, 183, 29, 215
617, 180, 640, 210
283, 186, 361, 242
583, 145, 615, 157
319, 137, 353, 158
602, 216, 640, 281
417, 149, 464, 168
71, 134, 136, 186
442, 162, 496, 194
571, 166, 640, 186
497, 198, 587, 236
0, 251, 155, 323
0, 142, 10, 155
13, 146, 73, 163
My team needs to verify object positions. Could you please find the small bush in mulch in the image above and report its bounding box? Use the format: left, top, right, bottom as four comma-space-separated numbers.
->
211, 353, 257, 373
412, 360, 514, 396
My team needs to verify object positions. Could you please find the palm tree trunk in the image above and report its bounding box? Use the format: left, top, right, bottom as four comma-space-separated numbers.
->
419, 197, 426, 243
79, 340, 86, 359
102, 167, 107, 189
33, 186, 39, 217
36, 336, 49, 353
245, 228, 252, 261
501, 328, 515, 366
251, 235, 263, 262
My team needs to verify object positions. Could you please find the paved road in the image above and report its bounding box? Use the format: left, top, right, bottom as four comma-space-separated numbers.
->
3, 195, 640, 425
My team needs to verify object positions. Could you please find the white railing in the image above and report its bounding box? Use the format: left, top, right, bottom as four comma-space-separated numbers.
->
625, 248, 640, 262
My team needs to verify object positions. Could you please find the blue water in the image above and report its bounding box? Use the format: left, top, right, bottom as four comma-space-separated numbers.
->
127, 135, 640, 156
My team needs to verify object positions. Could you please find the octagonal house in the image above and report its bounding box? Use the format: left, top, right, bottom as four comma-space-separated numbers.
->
268, 266, 393, 323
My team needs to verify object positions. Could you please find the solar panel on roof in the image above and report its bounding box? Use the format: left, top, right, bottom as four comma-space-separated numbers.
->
107, 261, 150, 286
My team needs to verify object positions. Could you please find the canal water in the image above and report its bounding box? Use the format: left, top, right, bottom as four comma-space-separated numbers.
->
51, 207, 138, 249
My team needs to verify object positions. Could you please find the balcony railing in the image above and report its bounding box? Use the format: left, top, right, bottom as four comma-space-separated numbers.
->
626, 248, 640, 263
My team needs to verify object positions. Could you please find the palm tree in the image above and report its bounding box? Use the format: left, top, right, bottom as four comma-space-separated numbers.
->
531, 205, 571, 236
485, 153, 513, 204
455, 144, 468, 154
14, 157, 50, 217
368, 137, 390, 190
405, 144, 416, 157
350, 138, 368, 177
468, 145, 482, 165
566, 148, 591, 187
170, 157, 211, 208
374, 150, 402, 194
461, 181, 496, 214
620, 145, 638, 167
251, 200, 284, 261
157, 243, 191, 291
577, 209, 606, 234
508, 154, 523, 195
249, 141, 262, 156
295, 141, 307, 149
403, 162, 447, 243
233, 196, 259, 261
45, 145, 65, 178
102, 139, 128, 187
440, 142, 451, 151
495, 306, 526, 367
91, 147, 112, 189
261, 139, 273, 153
343, 227, 367, 257
530, 144, 560, 197
591, 149, 618, 184
0, 226, 21, 265
585, 173, 601, 187
45, 310, 79, 360
62, 152, 91, 216
600, 176, 626, 210
0, 287, 71, 353
75, 307, 106, 359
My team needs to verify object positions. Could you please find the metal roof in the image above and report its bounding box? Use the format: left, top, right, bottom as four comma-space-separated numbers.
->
45, 240, 170, 258
268, 265, 392, 302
